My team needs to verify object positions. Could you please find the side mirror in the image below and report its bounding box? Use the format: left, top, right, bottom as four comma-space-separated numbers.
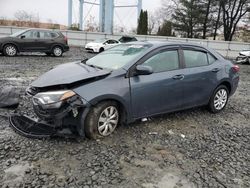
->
135, 65, 153, 75
20, 35, 25, 39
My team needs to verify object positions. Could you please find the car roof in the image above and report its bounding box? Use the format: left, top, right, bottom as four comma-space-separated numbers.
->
27, 28, 60, 32
126, 40, 208, 49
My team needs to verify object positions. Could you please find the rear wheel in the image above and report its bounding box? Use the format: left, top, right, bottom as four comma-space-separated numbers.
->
52, 46, 63, 57
84, 101, 119, 139
4, 44, 17, 56
208, 85, 229, 113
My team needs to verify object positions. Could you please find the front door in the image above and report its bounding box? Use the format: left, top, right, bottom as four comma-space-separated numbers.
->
129, 48, 185, 119
18, 30, 43, 51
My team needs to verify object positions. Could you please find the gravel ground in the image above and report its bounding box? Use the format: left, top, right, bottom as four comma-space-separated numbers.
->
0, 47, 249, 188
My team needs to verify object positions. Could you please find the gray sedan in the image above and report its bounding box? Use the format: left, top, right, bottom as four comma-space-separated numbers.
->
10, 41, 240, 139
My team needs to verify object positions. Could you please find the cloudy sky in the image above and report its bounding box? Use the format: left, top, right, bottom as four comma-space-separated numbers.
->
0, 0, 162, 32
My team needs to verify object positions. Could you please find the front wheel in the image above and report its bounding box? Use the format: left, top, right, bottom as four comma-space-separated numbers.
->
52, 46, 63, 57
4, 44, 17, 56
84, 101, 119, 139
208, 85, 229, 113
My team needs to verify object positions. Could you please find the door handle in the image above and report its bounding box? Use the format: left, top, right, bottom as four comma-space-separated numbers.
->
172, 75, 184, 80
212, 68, 220, 72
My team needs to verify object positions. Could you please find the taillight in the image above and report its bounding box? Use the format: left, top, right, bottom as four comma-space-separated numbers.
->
232, 65, 240, 72
64, 36, 68, 44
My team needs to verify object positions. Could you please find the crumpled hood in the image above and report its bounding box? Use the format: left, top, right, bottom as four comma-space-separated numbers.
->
31, 61, 111, 88
240, 50, 250, 56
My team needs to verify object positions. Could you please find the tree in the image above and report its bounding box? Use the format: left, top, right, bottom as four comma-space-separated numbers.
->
213, 1, 223, 40
157, 21, 173, 36
220, 0, 250, 41
137, 10, 148, 35
172, 0, 204, 38
14, 10, 40, 27
241, 12, 250, 42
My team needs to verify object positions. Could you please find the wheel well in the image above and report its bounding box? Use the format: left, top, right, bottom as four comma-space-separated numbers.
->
220, 81, 231, 94
3, 43, 19, 52
99, 47, 104, 52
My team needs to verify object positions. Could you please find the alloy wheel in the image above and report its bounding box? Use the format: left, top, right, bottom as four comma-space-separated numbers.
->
5, 45, 17, 56
53, 47, 62, 57
214, 88, 228, 110
98, 106, 119, 136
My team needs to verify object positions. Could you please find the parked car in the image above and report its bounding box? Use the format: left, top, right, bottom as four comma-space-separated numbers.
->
0, 29, 69, 57
85, 38, 120, 53
10, 42, 240, 139
236, 49, 250, 64
118, 36, 137, 43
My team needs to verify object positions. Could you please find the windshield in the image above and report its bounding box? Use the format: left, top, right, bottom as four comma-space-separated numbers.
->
10, 29, 29, 37
86, 44, 151, 70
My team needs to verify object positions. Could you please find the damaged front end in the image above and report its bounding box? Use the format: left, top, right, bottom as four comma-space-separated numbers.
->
10, 87, 90, 138
9, 61, 111, 138
236, 52, 250, 64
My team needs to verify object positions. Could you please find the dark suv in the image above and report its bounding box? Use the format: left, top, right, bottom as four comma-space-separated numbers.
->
0, 29, 69, 57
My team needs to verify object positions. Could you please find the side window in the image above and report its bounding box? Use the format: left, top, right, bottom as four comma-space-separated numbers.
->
108, 40, 116, 44
40, 31, 51, 39
208, 53, 217, 64
50, 32, 59, 38
22, 30, 39, 39
183, 50, 208, 68
112, 40, 119, 44
105, 40, 111, 44
143, 50, 179, 73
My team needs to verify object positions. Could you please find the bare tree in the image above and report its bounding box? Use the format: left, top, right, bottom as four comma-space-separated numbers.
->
213, 1, 223, 40
14, 10, 40, 27
0, 17, 8, 26
85, 16, 99, 32
220, 0, 250, 41
148, 9, 163, 35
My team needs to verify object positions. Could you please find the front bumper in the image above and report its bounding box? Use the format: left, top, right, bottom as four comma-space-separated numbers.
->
63, 45, 70, 52
85, 47, 99, 53
9, 94, 91, 138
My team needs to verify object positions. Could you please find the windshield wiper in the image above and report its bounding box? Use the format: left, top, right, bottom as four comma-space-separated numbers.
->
87, 64, 103, 70
81, 58, 88, 64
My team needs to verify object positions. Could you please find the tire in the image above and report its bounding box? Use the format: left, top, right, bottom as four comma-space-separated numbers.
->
208, 85, 229, 113
3, 44, 17, 56
99, 47, 104, 53
84, 101, 119, 139
52, 46, 63, 57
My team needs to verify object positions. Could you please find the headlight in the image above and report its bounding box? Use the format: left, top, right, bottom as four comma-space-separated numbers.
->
33, 90, 76, 106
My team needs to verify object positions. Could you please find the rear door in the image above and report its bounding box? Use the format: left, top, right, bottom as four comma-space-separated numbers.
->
39, 31, 59, 51
180, 46, 220, 108
129, 47, 185, 118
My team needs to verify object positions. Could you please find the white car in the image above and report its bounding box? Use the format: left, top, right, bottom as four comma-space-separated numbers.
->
236, 50, 250, 64
85, 39, 120, 53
